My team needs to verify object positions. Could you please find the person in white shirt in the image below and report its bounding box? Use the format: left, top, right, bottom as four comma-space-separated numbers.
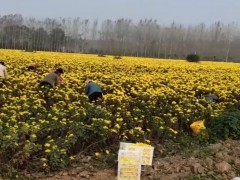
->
0, 61, 8, 78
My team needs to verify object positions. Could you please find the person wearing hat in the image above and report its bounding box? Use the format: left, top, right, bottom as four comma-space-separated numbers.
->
85, 80, 103, 103
0, 61, 8, 79
39, 68, 64, 89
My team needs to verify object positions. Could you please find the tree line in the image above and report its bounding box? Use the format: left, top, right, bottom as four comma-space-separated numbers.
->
0, 14, 239, 61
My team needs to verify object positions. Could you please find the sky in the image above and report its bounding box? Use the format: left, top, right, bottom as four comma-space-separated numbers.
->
0, 0, 239, 26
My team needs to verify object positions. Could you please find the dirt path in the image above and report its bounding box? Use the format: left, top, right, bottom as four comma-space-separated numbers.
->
39, 139, 240, 180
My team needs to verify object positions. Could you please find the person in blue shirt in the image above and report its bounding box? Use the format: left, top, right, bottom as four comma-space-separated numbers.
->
85, 80, 103, 103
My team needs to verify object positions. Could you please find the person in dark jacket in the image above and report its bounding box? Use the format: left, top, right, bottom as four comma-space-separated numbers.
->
85, 80, 103, 103
39, 68, 64, 89
28, 65, 37, 71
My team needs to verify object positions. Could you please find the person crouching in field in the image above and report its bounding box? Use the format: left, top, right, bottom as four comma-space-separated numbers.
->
0, 61, 8, 79
85, 80, 103, 103
39, 68, 64, 89
28, 65, 38, 71
0, 61, 8, 88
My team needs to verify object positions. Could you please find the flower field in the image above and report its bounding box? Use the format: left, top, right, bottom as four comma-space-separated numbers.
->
0, 49, 240, 172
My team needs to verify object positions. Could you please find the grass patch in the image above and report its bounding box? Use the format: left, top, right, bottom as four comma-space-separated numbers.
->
162, 133, 212, 158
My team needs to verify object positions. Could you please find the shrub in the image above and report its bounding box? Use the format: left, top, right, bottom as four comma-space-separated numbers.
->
186, 54, 200, 62
207, 110, 240, 141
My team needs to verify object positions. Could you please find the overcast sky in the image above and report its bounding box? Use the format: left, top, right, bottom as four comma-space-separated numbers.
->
0, 0, 239, 26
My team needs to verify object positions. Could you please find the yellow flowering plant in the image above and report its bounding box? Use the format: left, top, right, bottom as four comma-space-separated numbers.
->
0, 49, 240, 172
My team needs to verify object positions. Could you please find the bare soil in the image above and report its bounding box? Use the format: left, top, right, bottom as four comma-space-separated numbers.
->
35, 139, 240, 180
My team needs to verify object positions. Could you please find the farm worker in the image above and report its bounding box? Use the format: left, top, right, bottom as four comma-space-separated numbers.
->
0, 61, 8, 78
39, 68, 64, 89
85, 80, 103, 103
204, 93, 219, 102
28, 65, 38, 71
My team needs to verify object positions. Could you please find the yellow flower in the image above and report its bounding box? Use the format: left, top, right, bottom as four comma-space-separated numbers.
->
52, 145, 58, 149
105, 150, 110, 154
159, 126, 164, 130
95, 152, 101, 157
45, 149, 51, 153
42, 163, 48, 167
31, 134, 37, 138
41, 158, 48, 162
69, 156, 75, 160
68, 133, 74, 138
5, 135, 11, 139
44, 143, 51, 148
111, 129, 118, 133
104, 120, 111, 125
60, 149, 67, 154
145, 140, 151, 144
115, 124, 120, 129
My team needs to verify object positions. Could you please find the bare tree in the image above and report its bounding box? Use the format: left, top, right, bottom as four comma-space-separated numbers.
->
0, 13, 240, 61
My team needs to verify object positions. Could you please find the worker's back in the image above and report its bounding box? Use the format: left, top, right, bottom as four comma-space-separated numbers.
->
43, 73, 58, 87
0, 64, 7, 78
85, 82, 102, 96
